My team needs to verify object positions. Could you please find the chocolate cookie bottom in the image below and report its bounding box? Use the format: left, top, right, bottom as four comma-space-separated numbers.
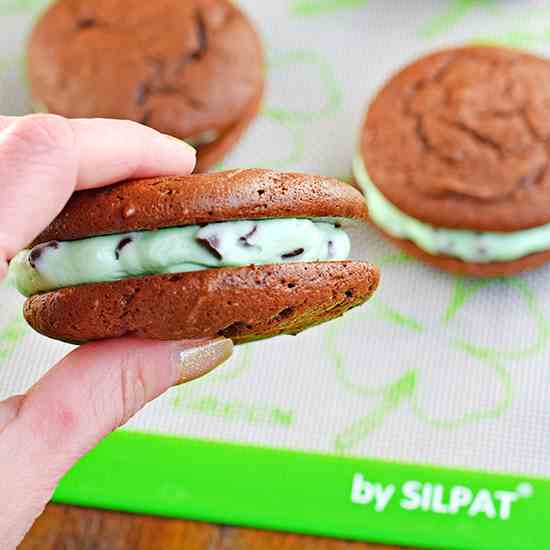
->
24, 261, 379, 344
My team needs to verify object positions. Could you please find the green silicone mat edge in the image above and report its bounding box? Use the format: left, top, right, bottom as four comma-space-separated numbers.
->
53, 430, 549, 550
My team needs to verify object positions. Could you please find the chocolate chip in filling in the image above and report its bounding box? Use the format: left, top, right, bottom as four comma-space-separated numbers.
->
115, 237, 133, 260
327, 240, 335, 259
281, 248, 304, 260
197, 235, 223, 260
29, 241, 59, 268
238, 225, 259, 249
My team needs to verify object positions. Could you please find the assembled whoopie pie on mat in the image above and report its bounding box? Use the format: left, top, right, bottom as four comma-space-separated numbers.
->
354, 45, 550, 277
9, 170, 379, 344
27, 0, 264, 172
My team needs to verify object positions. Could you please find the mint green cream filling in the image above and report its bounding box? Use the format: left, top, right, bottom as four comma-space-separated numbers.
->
9, 218, 350, 297
353, 153, 550, 264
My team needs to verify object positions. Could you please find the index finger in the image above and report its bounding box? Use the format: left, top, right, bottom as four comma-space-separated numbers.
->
70, 118, 196, 189
0, 115, 196, 266
0, 115, 196, 189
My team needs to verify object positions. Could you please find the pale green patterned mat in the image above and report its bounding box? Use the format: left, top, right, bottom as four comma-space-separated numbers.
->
2, 2, 550, 549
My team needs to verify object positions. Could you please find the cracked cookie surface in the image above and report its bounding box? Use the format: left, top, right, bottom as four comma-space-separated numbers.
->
27, 0, 264, 171
362, 46, 550, 231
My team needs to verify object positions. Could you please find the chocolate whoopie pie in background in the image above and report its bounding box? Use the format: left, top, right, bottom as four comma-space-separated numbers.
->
27, 0, 264, 172
354, 45, 550, 277
9, 170, 379, 344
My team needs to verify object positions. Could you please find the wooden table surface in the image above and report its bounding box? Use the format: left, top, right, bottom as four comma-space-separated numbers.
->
22, 505, 410, 550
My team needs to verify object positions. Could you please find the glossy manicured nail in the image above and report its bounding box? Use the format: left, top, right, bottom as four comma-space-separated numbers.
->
176, 337, 234, 384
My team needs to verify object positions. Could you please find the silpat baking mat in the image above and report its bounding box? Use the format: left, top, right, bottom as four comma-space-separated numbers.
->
2, 1, 550, 549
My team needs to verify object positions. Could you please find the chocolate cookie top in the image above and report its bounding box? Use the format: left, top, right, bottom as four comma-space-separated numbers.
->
362, 46, 550, 232
33, 169, 369, 244
27, 0, 263, 143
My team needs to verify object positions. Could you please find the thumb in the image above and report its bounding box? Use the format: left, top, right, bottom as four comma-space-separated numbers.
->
0, 336, 233, 547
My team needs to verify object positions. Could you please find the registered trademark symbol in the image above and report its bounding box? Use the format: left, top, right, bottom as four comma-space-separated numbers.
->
516, 483, 533, 498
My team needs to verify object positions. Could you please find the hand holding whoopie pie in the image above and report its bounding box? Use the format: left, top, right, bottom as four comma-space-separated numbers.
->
11, 169, 379, 344
0, 114, 379, 546
0, 115, 234, 547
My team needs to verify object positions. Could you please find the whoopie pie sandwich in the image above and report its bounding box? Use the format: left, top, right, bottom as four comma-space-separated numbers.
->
27, 0, 264, 172
354, 45, 550, 277
9, 169, 379, 344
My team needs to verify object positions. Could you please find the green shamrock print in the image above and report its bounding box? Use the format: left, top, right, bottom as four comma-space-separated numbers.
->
325, 254, 549, 454
0, 314, 28, 362
264, 50, 342, 124
475, 30, 550, 49
201, 342, 255, 384
0, 278, 29, 363
290, 0, 369, 16
444, 277, 549, 362
471, 8, 550, 49
168, 343, 298, 431
420, 0, 497, 38
222, 49, 342, 170
249, 110, 306, 170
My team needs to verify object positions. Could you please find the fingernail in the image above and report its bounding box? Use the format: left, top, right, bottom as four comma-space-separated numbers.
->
176, 337, 234, 384
165, 134, 196, 154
